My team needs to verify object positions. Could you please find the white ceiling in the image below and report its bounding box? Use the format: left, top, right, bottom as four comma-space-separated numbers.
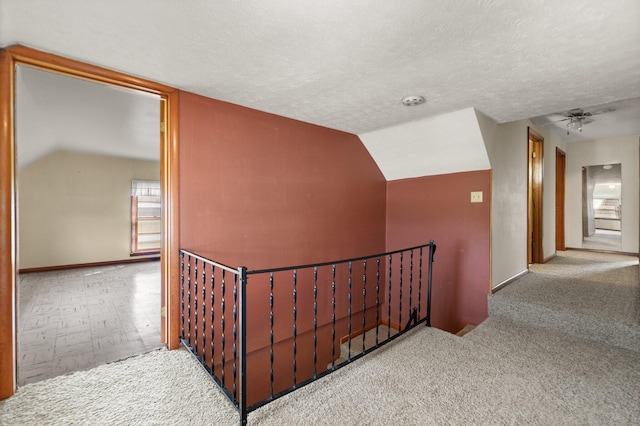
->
531, 97, 640, 143
2, 0, 639, 138
0, 0, 640, 174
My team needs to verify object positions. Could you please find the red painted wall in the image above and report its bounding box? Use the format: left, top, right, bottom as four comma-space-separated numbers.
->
178, 90, 491, 402
386, 170, 491, 333
178, 91, 387, 404
178, 92, 387, 268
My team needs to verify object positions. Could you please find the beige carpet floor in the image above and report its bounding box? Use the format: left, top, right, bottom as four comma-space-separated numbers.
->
2, 319, 639, 425
489, 250, 639, 351
2, 250, 639, 425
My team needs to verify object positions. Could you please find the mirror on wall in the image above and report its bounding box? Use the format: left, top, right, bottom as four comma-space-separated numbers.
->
582, 164, 622, 251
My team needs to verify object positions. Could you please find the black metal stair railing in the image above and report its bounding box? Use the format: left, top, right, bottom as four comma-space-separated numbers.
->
180, 240, 436, 426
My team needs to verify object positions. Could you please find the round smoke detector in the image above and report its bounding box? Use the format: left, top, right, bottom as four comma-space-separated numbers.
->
401, 95, 426, 106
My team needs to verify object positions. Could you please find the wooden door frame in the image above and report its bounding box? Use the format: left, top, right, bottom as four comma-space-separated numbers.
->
555, 148, 566, 251
527, 127, 544, 264
0, 45, 180, 399
582, 167, 589, 238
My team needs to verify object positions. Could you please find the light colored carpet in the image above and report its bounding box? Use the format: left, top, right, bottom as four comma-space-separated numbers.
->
0, 348, 238, 426
2, 320, 639, 425
3, 250, 639, 425
489, 250, 640, 351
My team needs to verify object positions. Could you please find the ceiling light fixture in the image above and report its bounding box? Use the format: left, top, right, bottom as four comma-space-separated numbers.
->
566, 117, 583, 135
401, 95, 426, 107
603, 165, 613, 170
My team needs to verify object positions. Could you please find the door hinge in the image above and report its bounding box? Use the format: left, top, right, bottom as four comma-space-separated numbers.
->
160, 122, 166, 132
161, 306, 166, 317
532, 151, 537, 158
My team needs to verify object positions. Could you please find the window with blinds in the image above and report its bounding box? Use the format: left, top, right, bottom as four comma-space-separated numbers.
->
131, 180, 161, 255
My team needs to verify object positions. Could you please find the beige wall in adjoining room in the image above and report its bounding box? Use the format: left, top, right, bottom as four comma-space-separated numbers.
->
17, 150, 160, 269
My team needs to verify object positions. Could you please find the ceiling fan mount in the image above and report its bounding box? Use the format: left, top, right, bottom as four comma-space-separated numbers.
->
557, 107, 615, 135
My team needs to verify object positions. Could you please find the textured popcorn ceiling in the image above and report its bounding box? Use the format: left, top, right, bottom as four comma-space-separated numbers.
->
1, 0, 639, 136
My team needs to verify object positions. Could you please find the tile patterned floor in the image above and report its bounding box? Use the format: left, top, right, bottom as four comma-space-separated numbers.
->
18, 260, 163, 386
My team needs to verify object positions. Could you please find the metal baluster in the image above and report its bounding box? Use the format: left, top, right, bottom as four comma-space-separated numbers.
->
233, 273, 238, 400
347, 262, 352, 359
399, 252, 403, 332
362, 259, 367, 354
331, 264, 336, 367
292, 269, 297, 385
202, 261, 206, 362
238, 267, 248, 426
221, 269, 226, 388
187, 256, 192, 344
376, 257, 381, 345
387, 254, 392, 339
313, 267, 318, 378
269, 273, 274, 397
409, 250, 414, 321
180, 252, 184, 339
211, 264, 216, 376
418, 247, 423, 318
194, 258, 198, 355
427, 241, 436, 327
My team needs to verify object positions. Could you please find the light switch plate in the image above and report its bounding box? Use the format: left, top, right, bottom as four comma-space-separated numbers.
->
471, 191, 483, 203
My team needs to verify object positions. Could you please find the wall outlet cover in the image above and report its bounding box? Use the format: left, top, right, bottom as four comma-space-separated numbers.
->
471, 191, 483, 203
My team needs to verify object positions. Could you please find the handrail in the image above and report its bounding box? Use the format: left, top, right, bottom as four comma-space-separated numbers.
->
247, 241, 435, 275
179, 249, 240, 274
179, 240, 436, 425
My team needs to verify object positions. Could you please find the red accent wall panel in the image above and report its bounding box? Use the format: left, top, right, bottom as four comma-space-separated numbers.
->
178, 92, 387, 268
178, 91, 387, 404
386, 170, 491, 333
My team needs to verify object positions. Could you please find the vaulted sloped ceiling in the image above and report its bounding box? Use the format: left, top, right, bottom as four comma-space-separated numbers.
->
360, 108, 490, 181
16, 66, 160, 169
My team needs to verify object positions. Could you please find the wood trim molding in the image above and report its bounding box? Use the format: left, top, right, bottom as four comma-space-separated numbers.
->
18, 257, 160, 274
5, 45, 174, 96
527, 127, 544, 264
0, 45, 180, 399
565, 247, 639, 257
0, 48, 17, 400
491, 269, 528, 293
164, 91, 180, 351
555, 148, 566, 251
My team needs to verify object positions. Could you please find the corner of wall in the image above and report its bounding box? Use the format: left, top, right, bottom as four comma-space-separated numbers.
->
474, 109, 498, 161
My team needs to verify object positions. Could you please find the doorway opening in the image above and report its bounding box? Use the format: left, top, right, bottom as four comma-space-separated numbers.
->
582, 164, 622, 252
556, 148, 566, 251
15, 65, 163, 385
528, 128, 544, 264
1, 45, 180, 399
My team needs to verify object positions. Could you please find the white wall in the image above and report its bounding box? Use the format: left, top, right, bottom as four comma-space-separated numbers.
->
483, 119, 528, 287
565, 135, 639, 253
482, 115, 564, 288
